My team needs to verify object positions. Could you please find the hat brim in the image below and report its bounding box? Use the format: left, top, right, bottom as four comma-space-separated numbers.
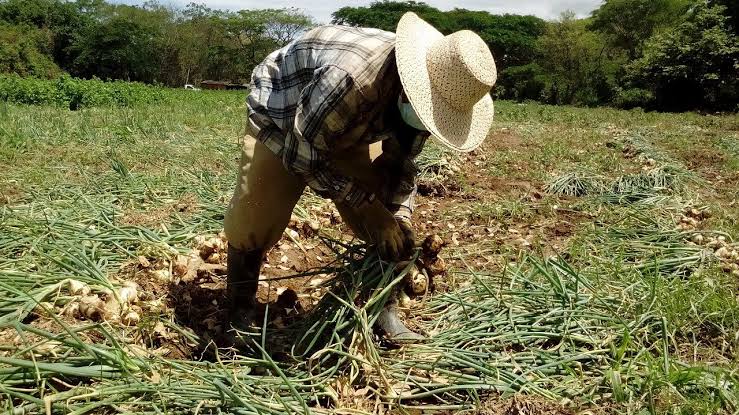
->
395, 12, 494, 153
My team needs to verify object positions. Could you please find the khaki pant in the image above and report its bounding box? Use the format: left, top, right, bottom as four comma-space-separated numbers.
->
224, 134, 384, 252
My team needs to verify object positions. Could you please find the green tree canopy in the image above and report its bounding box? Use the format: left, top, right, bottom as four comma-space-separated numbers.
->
0, 0, 313, 85
332, 1, 545, 68
436, 9, 546, 68
537, 12, 615, 106
0, 0, 100, 69
710, 0, 737, 31
626, 3, 739, 111
68, 4, 165, 82
0, 23, 62, 78
332, 1, 442, 31
589, 0, 693, 59
225, 8, 314, 78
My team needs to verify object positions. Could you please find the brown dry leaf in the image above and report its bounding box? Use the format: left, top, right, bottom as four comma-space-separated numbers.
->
126, 344, 150, 358
141, 299, 164, 312
153, 321, 169, 339
198, 281, 224, 290
173, 252, 205, 282
152, 347, 172, 357
398, 291, 412, 308
199, 263, 226, 274
173, 254, 190, 275
353, 386, 371, 397
33, 302, 54, 317
205, 252, 221, 264
385, 379, 412, 399
138, 256, 151, 268
195, 237, 226, 259
63, 302, 81, 319
203, 317, 219, 331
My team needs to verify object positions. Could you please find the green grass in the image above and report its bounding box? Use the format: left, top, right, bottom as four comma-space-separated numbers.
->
1, 89, 738, 413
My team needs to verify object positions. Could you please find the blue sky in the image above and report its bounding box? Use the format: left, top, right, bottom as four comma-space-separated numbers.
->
111, 0, 603, 24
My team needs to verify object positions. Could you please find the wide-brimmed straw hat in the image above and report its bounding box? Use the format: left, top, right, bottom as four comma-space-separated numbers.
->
395, 12, 496, 152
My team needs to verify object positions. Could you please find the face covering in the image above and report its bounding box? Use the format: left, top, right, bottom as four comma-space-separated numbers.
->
397, 94, 427, 131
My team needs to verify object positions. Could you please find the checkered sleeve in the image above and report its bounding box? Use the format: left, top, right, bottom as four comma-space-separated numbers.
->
285, 65, 370, 207
382, 133, 429, 221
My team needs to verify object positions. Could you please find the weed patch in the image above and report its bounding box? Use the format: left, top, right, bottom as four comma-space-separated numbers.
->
0, 75, 167, 108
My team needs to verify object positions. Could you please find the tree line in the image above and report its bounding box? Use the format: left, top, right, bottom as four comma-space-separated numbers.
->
0, 0, 313, 87
334, 0, 738, 112
1, 0, 737, 112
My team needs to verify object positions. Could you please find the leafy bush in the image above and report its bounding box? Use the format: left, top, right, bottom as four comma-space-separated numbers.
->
625, 3, 739, 112
0, 75, 167, 108
496, 63, 547, 102
612, 87, 655, 109
0, 23, 62, 78
536, 13, 620, 107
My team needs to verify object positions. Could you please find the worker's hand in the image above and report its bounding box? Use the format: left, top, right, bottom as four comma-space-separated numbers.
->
396, 217, 417, 253
354, 199, 408, 261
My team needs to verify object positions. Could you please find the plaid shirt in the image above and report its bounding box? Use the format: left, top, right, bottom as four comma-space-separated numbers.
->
246, 25, 429, 218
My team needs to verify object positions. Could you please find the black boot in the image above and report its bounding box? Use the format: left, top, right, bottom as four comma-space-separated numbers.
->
226, 244, 262, 332
376, 293, 425, 344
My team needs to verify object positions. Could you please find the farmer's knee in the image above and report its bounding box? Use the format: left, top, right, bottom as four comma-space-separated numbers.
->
224, 134, 304, 251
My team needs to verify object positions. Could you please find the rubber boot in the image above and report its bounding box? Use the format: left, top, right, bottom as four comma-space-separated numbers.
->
226, 244, 262, 332
376, 293, 425, 344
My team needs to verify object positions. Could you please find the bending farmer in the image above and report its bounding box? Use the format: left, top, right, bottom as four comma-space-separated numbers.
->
224, 12, 497, 342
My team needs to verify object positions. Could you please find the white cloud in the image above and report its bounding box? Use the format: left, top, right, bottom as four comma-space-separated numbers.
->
112, 0, 602, 23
